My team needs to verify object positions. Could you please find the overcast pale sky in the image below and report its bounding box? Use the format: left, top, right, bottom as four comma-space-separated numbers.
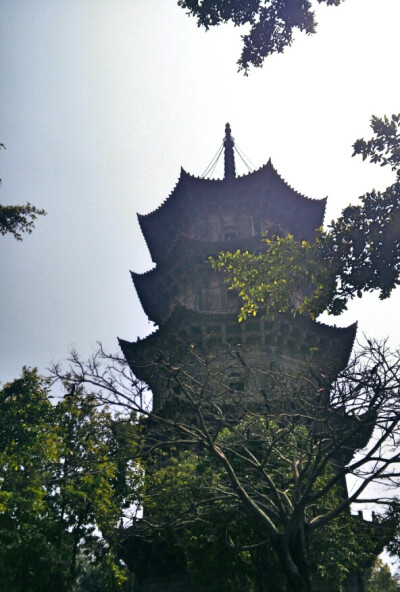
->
1, 0, 400, 384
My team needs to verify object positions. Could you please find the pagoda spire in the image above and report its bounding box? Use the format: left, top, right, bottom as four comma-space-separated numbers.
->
224, 123, 236, 181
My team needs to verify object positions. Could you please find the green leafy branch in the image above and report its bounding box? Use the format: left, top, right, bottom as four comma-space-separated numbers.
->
0, 203, 47, 241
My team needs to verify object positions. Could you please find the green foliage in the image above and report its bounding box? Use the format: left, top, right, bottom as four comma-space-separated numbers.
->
178, 0, 344, 72
366, 558, 400, 592
143, 417, 381, 591
0, 369, 66, 592
211, 232, 334, 320
144, 449, 284, 591
74, 551, 132, 592
0, 203, 47, 240
0, 143, 46, 240
0, 368, 139, 592
212, 114, 400, 319
353, 114, 400, 180
310, 515, 387, 590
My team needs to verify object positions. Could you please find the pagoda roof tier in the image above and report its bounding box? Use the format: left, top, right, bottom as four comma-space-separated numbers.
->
138, 162, 327, 265
131, 234, 263, 324
119, 308, 356, 407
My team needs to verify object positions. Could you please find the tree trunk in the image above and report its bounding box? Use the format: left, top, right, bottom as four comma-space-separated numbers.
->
274, 534, 312, 592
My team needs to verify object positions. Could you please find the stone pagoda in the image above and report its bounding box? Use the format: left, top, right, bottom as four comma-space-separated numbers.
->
118, 125, 369, 592
120, 124, 356, 413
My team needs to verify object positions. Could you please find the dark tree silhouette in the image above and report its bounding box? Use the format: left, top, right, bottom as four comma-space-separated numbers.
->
178, 0, 344, 72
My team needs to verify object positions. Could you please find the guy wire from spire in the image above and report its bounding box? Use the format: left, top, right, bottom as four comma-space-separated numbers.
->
233, 142, 255, 173
201, 142, 224, 179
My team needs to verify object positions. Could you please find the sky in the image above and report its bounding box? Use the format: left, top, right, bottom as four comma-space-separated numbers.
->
1, 0, 400, 384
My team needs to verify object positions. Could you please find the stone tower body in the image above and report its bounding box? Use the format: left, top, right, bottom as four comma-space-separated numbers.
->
120, 126, 362, 591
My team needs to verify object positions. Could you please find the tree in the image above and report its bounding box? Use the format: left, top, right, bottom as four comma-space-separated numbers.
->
0, 368, 62, 591
0, 144, 46, 240
366, 558, 400, 592
211, 114, 400, 320
56, 339, 400, 592
0, 203, 47, 241
178, 0, 344, 72
0, 368, 138, 592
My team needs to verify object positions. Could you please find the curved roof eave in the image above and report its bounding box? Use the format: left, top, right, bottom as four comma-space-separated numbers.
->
130, 269, 164, 326
266, 160, 327, 207
137, 167, 187, 262
314, 319, 358, 371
